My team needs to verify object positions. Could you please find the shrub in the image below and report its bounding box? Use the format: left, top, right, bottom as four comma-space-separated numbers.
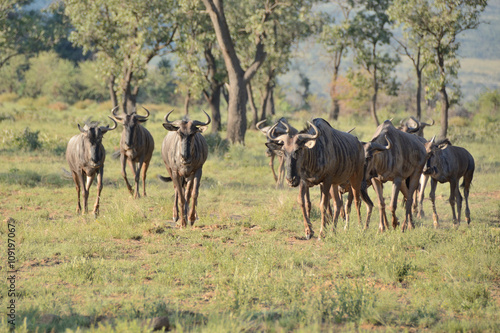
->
14, 127, 42, 151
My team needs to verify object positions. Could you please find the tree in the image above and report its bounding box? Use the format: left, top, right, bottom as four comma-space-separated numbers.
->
201, 0, 317, 144
319, 0, 352, 121
0, 1, 46, 70
176, 0, 227, 133
63, 0, 178, 114
348, 0, 399, 126
390, 0, 487, 138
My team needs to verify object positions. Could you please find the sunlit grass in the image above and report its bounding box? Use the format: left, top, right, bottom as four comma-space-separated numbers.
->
0, 101, 498, 332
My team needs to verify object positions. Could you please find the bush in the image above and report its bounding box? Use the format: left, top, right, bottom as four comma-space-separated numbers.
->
14, 127, 42, 151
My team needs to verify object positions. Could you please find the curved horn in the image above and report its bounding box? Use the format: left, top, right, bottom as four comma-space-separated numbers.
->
420, 118, 435, 127
370, 135, 392, 151
346, 127, 355, 134
280, 120, 291, 134
266, 121, 281, 141
192, 110, 211, 127
78, 124, 85, 133
256, 119, 267, 131
429, 135, 436, 144
163, 109, 175, 124
100, 116, 118, 132
297, 121, 319, 141
135, 106, 150, 120
406, 117, 420, 133
110, 106, 122, 121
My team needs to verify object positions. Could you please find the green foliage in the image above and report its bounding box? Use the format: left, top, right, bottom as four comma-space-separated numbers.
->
137, 58, 177, 104
24, 51, 81, 103
14, 127, 42, 151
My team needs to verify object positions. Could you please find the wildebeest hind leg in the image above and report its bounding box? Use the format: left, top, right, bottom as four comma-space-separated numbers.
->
141, 160, 150, 197
390, 178, 402, 230
121, 155, 133, 195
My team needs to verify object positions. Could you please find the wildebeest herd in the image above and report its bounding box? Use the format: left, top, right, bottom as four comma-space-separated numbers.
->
66, 108, 474, 239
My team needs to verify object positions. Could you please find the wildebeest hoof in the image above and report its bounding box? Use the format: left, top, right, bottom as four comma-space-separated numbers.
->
305, 232, 314, 240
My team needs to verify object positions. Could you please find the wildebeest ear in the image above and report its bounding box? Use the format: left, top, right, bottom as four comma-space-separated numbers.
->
265, 141, 282, 152
163, 123, 179, 132
198, 126, 208, 133
303, 139, 316, 149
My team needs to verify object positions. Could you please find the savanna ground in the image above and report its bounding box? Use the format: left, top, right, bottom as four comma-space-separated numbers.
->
0, 97, 499, 332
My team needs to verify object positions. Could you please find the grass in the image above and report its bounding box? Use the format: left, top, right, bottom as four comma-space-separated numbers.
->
0, 100, 499, 332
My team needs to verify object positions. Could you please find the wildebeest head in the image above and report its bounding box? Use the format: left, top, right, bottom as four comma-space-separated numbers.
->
399, 116, 434, 135
162, 110, 211, 165
78, 117, 117, 165
256, 118, 295, 157
423, 136, 451, 175
265, 120, 319, 187
362, 134, 392, 181
111, 106, 150, 148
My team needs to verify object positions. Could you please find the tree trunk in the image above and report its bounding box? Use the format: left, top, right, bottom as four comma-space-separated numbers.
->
416, 68, 422, 121
329, 69, 340, 121
259, 83, 272, 122
439, 86, 449, 139
202, 0, 266, 144
266, 87, 275, 116
247, 82, 259, 129
371, 71, 380, 126
203, 87, 222, 133
184, 90, 191, 115
109, 75, 118, 109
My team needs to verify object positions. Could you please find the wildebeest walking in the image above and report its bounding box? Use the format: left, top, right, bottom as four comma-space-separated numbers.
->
111, 106, 154, 198
160, 110, 211, 227
66, 116, 117, 216
256, 118, 295, 188
363, 120, 427, 232
421, 137, 475, 227
266, 118, 373, 239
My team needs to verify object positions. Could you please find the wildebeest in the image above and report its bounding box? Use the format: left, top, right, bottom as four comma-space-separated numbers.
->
421, 137, 475, 227
398, 116, 434, 137
111, 106, 154, 198
363, 120, 427, 232
160, 110, 211, 227
266, 118, 373, 239
256, 118, 296, 188
66, 116, 117, 216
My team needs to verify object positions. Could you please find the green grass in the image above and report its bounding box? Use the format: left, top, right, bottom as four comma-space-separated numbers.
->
0, 100, 499, 332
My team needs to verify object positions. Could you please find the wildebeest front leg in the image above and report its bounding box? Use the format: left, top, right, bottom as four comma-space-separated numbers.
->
129, 159, 142, 199
329, 185, 342, 232
429, 178, 439, 228
93, 167, 103, 217
269, 155, 278, 183
72, 171, 82, 214
390, 178, 402, 230
299, 181, 314, 239
277, 156, 285, 189
120, 154, 133, 195
172, 174, 187, 227
188, 169, 202, 225
141, 160, 150, 197
83, 173, 96, 214
404, 174, 420, 231
317, 180, 333, 240
372, 179, 388, 232
417, 174, 429, 218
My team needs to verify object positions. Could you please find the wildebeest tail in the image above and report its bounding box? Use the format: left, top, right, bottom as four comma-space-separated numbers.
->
361, 179, 373, 207
112, 149, 121, 159
61, 168, 73, 180
157, 175, 172, 182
